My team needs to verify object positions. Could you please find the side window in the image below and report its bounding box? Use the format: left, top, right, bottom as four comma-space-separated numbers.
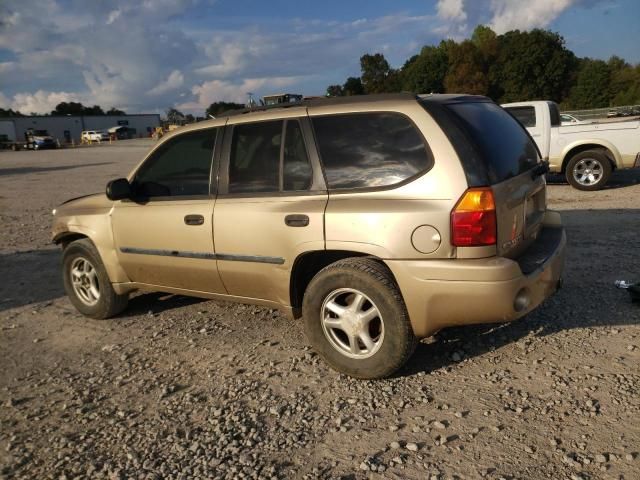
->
283, 120, 312, 191
134, 129, 216, 198
312, 112, 432, 190
506, 106, 537, 128
228, 119, 313, 194
229, 120, 282, 194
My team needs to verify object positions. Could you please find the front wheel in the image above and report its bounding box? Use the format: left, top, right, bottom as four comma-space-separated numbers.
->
62, 239, 128, 319
565, 150, 611, 191
302, 258, 417, 379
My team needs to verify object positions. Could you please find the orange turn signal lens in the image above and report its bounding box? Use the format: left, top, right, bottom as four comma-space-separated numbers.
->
453, 187, 495, 212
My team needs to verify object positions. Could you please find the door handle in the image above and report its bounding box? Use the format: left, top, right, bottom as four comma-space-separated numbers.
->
184, 214, 204, 226
285, 214, 309, 227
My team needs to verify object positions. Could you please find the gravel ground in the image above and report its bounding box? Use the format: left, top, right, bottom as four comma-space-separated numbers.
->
1, 141, 639, 480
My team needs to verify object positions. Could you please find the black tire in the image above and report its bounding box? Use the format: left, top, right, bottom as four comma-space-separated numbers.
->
62, 239, 128, 319
565, 150, 612, 191
302, 257, 417, 379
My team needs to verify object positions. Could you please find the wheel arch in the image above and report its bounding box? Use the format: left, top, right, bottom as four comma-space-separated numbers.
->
289, 250, 398, 319
560, 141, 619, 173
53, 226, 131, 284
53, 231, 89, 249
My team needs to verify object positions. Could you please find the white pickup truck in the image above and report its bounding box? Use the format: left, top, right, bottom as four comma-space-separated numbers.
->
502, 101, 640, 190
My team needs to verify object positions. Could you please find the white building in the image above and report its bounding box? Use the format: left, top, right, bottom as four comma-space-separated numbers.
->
0, 114, 161, 143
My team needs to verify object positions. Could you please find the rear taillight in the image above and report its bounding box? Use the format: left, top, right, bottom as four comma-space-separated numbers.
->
451, 188, 497, 247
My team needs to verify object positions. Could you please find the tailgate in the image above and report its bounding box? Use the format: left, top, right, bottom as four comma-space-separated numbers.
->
492, 171, 546, 258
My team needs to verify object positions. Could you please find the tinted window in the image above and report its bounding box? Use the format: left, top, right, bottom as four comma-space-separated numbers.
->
506, 106, 536, 127
283, 120, 312, 191
229, 121, 282, 193
312, 112, 431, 189
445, 102, 539, 183
134, 129, 216, 197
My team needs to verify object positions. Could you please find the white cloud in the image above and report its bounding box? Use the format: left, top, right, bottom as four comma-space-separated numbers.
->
147, 70, 185, 96
180, 76, 303, 110
437, 0, 467, 22
489, 0, 577, 33
106, 9, 121, 25
9, 90, 75, 114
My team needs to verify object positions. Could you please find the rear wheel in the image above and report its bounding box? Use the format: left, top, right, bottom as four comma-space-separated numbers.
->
62, 239, 128, 319
566, 150, 611, 191
302, 257, 417, 379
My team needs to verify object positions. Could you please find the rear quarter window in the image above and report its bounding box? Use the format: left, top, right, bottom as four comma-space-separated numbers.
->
311, 112, 433, 190
443, 102, 540, 184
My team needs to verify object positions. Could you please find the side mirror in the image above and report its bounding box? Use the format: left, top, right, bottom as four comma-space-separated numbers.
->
106, 178, 131, 200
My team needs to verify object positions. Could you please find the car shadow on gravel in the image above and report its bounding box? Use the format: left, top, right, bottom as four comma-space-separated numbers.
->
123, 292, 206, 317
0, 247, 205, 315
546, 169, 640, 189
397, 207, 640, 378
0, 162, 113, 177
0, 249, 63, 312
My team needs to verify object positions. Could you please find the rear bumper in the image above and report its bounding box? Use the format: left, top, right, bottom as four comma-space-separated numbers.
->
386, 211, 566, 338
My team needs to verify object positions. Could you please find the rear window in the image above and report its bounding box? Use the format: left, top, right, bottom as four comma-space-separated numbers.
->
312, 112, 432, 190
505, 106, 536, 127
444, 102, 539, 184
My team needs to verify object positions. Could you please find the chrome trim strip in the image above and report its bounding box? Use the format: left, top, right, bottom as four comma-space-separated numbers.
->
119, 247, 284, 265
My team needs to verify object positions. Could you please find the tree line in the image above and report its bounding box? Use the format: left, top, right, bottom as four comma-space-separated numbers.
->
0, 102, 126, 117
326, 26, 640, 109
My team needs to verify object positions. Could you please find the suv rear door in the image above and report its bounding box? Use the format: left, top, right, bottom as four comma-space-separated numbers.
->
213, 110, 327, 305
424, 98, 546, 259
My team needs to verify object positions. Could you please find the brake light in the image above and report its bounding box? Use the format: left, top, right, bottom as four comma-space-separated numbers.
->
451, 188, 497, 247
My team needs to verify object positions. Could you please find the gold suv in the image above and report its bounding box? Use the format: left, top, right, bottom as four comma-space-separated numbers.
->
52, 94, 566, 378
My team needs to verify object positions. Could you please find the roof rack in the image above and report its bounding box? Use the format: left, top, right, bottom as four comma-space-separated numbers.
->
223, 93, 420, 117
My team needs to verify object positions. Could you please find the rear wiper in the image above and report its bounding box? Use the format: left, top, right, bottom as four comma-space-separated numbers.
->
532, 161, 550, 179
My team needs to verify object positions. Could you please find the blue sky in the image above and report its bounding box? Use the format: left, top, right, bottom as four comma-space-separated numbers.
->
0, 0, 638, 115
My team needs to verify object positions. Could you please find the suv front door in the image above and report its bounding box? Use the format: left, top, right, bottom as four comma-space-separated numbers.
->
214, 111, 327, 306
111, 127, 225, 293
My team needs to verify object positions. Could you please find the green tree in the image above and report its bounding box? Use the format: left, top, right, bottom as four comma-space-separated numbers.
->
343, 77, 365, 96
166, 107, 185, 124
360, 53, 394, 93
444, 40, 488, 95
610, 64, 640, 106
492, 29, 576, 103
326, 84, 344, 97
0, 108, 24, 117
106, 107, 126, 115
51, 102, 85, 115
566, 59, 612, 108
205, 102, 244, 117
83, 105, 105, 116
402, 44, 448, 94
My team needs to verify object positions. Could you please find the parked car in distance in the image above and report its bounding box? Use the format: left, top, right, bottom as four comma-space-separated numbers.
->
503, 101, 640, 190
81, 130, 109, 142
26, 129, 56, 150
560, 113, 586, 125
607, 109, 620, 118
52, 93, 566, 379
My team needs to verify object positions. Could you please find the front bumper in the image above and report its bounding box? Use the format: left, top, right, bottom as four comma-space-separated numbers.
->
387, 211, 566, 338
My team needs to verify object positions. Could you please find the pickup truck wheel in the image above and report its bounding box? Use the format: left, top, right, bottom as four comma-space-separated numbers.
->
62, 239, 128, 319
302, 257, 417, 379
566, 150, 611, 191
